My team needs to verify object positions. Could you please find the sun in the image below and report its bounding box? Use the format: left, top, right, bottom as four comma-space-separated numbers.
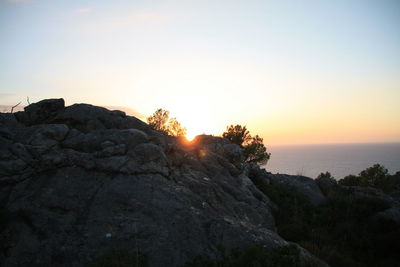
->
166, 96, 223, 142
185, 130, 197, 142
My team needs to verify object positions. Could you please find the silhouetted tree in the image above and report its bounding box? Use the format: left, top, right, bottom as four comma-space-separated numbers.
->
338, 174, 360, 186
338, 164, 397, 191
147, 109, 169, 131
317, 171, 334, 180
222, 125, 251, 146
243, 135, 270, 165
147, 108, 187, 137
167, 117, 187, 136
359, 164, 389, 187
222, 125, 270, 165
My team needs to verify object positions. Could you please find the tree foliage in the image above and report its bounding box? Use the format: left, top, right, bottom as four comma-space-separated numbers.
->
147, 108, 186, 136
339, 164, 389, 187
339, 164, 400, 192
222, 125, 270, 165
222, 125, 252, 146
359, 163, 389, 186
317, 171, 334, 180
251, 172, 397, 267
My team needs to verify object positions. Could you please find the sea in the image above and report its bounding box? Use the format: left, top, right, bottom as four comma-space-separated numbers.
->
263, 143, 400, 180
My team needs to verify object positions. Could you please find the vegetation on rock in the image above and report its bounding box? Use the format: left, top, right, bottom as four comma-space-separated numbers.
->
147, 108, 187, 136
222, 124, 270, 165
316, 172, 334, 180
2, 99, 399, 267
252, 165, 400, 267
339, 164, 400, 192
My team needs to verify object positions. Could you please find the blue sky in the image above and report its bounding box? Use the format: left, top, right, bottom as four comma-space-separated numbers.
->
1, 0, 399, 144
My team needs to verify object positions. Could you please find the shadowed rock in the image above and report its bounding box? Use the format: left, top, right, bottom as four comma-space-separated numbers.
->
248, 165, 327, 206
0, 99, 328, 267
14, 98, 65, 125
268, 173, 327, 206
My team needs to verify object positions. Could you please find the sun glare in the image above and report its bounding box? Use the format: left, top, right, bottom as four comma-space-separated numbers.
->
185, 131, 197, 142
167, 97, 223, 143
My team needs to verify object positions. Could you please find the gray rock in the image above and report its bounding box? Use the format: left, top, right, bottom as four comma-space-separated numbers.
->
0, 100, 328, 267
267, 173, 327, 206
14, 98, 65, 125
95, 144, 126, 158
0, 158, 27, 176
25, 124, 69, 146
52, 103, 150, 133
62, 129, 148, 153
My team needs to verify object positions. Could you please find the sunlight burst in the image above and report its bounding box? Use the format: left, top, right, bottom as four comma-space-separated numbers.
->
185, 131, 197, 142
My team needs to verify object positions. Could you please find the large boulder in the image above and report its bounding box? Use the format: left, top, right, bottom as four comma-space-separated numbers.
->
14, 98, 65, 125
247, 165, 326, 206
14, 99, 152, 135
52, 103, 150, 133
267, 173, 327, 206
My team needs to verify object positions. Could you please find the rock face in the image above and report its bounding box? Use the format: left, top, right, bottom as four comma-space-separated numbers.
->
0, 99, 326, 267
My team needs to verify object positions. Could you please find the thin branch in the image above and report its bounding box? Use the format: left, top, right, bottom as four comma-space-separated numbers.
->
11, 102, 21, 113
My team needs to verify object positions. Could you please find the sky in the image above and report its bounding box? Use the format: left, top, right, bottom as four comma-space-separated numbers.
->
1, 0, 399, 144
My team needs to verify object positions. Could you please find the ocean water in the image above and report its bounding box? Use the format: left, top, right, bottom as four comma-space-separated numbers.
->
263, 143, 400, 180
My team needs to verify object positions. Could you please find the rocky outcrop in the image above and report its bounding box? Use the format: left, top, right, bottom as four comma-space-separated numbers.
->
14, 99, 150, 134
0, 99, 327, 267
248, 165, 327, 206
